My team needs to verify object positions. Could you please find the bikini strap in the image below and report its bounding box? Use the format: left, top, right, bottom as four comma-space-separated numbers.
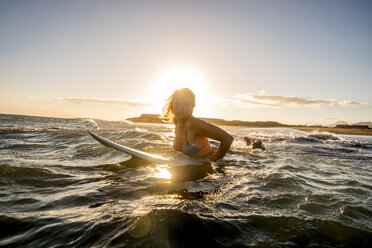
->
185, 123, 207, 149
184, 123, 189, 142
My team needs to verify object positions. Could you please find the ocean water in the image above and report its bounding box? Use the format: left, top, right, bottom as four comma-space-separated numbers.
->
0, 113, 371, 248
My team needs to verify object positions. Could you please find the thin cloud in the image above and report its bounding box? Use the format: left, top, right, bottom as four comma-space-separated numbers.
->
47, 97, 153, 107
234, 94, 335, 107
338, 100, 368, 106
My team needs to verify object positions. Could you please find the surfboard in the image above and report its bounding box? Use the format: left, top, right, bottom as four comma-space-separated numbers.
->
88, 131, 206, 167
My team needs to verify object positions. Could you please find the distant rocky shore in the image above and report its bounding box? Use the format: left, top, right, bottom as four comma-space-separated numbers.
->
127, 114, 291, 128
126, 114, 372, 136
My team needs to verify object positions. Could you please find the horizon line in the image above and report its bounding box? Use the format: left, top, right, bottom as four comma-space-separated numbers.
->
1, 112, 371, 127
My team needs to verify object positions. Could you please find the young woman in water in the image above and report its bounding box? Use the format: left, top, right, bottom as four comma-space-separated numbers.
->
162, 88, 264, 161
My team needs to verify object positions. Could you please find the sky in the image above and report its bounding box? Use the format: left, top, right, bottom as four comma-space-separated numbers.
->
0, 0, 371, 125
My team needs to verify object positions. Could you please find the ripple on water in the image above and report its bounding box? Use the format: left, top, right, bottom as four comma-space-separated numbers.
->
1, 115, 372, 247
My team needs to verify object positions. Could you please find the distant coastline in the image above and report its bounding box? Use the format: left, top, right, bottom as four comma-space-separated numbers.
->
127, 114, 372, 136
1, 113, 370, 136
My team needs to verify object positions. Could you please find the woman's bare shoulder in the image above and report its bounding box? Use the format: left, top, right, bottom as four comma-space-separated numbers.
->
188, 117, 212, 129
188, 117, 223, 136
188, 116, 233, 142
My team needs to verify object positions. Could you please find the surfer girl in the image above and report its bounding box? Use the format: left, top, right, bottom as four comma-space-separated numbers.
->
162, 88, 265, 161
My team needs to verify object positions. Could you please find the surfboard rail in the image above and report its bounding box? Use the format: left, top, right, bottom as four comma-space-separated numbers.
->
88, 131, 207, 166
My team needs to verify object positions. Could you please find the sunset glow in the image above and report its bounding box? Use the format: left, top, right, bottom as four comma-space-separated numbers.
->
147, 66, 213, 117
0, 1, 371, 125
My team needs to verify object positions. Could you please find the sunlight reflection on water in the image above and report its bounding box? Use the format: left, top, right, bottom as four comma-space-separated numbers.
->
152, 165, 172, 180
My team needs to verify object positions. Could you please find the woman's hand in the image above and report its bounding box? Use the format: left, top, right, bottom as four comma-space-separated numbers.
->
209, 134, 234, 161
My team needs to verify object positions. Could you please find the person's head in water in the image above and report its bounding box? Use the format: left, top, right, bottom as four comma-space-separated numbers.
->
162, 88, 195, 123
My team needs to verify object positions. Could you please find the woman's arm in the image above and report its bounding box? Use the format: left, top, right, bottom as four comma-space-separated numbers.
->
191, 118, 234, 161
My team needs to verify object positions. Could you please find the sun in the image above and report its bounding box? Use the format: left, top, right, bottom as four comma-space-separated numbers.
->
147, 66, 212, 117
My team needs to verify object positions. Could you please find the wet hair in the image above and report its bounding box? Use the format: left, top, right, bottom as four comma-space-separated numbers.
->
161, 88, 195, 124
